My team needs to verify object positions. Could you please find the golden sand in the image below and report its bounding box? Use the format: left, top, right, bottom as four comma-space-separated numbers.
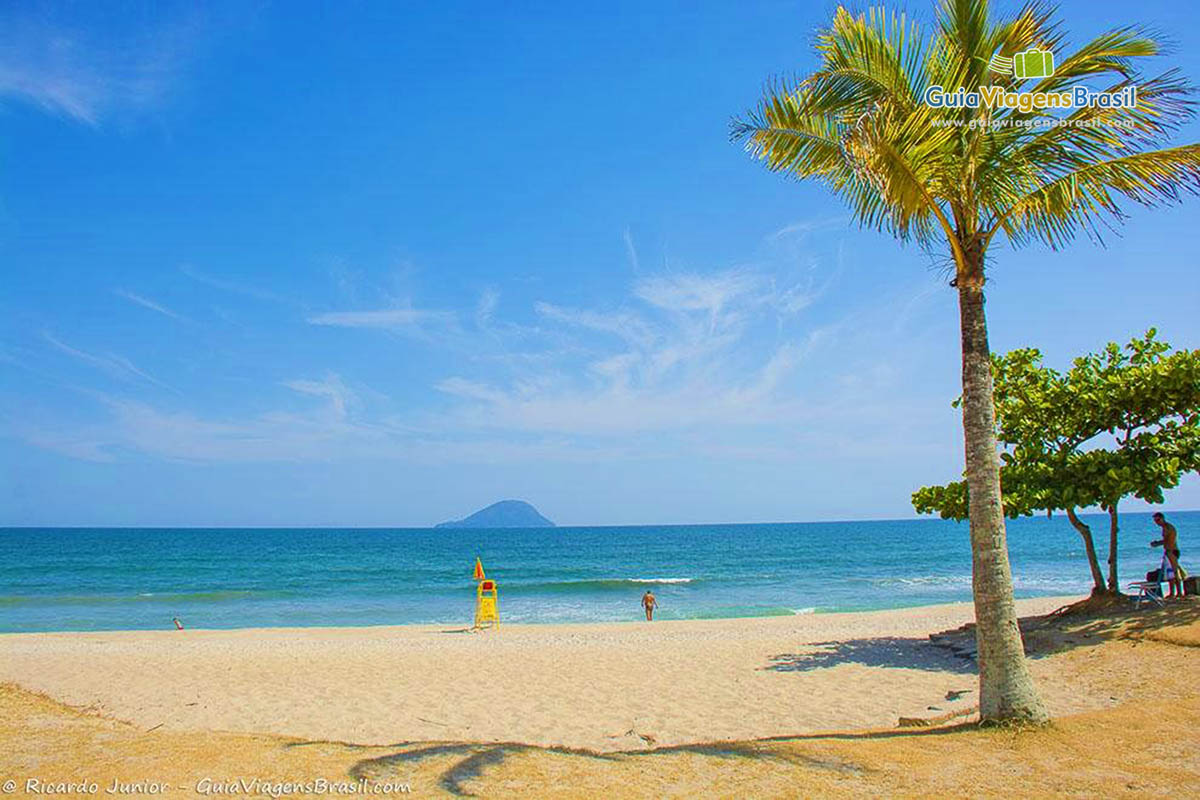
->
1, 597, 1080, 751
2, 596, 1198, 797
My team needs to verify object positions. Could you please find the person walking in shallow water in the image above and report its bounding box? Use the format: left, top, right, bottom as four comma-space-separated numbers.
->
642, 590, 658, 621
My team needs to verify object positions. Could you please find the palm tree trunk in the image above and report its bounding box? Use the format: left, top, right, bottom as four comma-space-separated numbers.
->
1065, 507, 1106, 594
957, 270, 1049, 724
1106, 503, 1120, 592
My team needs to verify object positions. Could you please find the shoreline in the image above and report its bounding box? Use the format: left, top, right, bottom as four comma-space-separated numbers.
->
0, 594, 1082, 637
0, 596, 1084, 752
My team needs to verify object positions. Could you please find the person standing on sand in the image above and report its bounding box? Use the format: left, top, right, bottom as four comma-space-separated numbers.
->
1152, 512, 1184, 598
642, 591, 658, 621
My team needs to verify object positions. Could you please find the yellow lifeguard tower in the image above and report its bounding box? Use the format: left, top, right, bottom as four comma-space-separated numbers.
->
473, 557, 499, 630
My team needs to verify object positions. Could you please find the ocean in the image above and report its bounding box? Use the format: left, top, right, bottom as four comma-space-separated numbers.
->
1, 511, 1193, 632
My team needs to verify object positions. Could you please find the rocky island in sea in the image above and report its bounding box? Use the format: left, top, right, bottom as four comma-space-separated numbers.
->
435, 500, 556, 528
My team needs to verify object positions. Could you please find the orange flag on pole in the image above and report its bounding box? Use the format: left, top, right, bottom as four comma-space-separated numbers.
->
473, 557, 486, 581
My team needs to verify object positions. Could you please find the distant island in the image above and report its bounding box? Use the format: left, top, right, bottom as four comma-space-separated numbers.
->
435, 500, 556, 529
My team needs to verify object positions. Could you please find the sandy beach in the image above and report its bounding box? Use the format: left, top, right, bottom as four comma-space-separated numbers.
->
0, 596, 1091, 752
5, 595, 1200, 797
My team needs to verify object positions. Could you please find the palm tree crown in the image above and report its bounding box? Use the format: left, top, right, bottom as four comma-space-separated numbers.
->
732, 0, 1200, 276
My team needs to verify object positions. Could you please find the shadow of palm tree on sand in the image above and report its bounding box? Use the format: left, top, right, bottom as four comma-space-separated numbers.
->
763, 636, 977, 674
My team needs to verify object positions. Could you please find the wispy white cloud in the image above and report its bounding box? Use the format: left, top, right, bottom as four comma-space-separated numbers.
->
634, 270, 762, 314
281, 375, 356, 420
768, 215, 851, 242
623, 227, 641, 273
306, 308, 455, 330
431, 339, 818, 437
426, 268, 823, 438
475, 289, 500, 329
43, 332, 174, 392
16, 387, 611, 466
20, 431, 115, 463
20, 218, 956, 469
633, 270, 769, 340
114, 289, 185, 321
22, 261, 832, 464
180, 265, 298, 306
0, 8, 202, 125
101, 398, 380, 463
435, 377, 508, 404
534, 302, 657, 349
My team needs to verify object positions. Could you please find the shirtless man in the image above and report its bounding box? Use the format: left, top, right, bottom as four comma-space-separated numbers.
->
642, 591, 658, 621
1151, 512, 1184, 598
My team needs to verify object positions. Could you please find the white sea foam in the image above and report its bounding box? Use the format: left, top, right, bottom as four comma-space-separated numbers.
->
874, 573, 1090, 592
623, 577, 693, 584
872, 575, 972, 587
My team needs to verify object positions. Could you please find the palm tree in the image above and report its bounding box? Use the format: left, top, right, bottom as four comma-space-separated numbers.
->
733, 0, 1200, 724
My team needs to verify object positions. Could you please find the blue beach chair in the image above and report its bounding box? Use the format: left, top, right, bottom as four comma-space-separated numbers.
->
1129, 560, 1172, 608
1128, 579, 1164, 609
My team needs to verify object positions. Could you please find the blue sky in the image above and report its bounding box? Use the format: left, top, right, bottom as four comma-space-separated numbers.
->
2, 0, 1197, 527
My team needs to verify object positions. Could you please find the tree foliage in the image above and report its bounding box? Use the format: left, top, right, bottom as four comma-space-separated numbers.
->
913, 330, 1200, 591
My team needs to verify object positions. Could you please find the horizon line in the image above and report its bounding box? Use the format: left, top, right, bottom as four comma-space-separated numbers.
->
2, 508, 1196, 531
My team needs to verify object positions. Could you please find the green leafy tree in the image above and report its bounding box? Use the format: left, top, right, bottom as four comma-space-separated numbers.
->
914, 331, 1200, 595
733, 0, 1200, 724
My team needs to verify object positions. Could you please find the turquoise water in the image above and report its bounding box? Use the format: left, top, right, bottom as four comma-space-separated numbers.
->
0, 512, 1193, 632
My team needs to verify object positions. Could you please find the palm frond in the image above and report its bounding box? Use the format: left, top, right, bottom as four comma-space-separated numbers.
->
730, 84, 846, 177
977, 69, 1198, 228
802, 6, 928, 117
1029, 26, 1159, 92
937, 0, 994, 87
994, 144, 1200, 247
